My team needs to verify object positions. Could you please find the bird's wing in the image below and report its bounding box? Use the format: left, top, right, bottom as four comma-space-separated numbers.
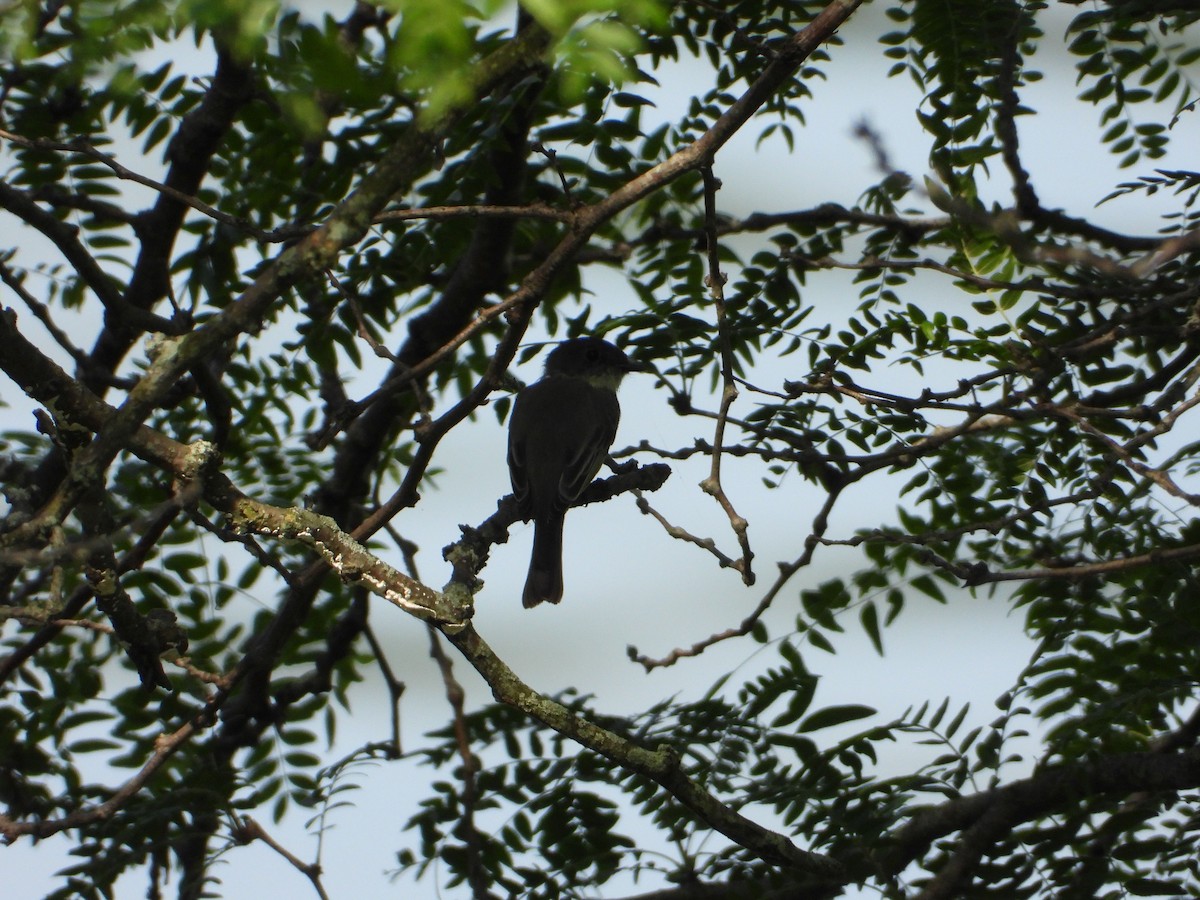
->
556, 388, 619, 504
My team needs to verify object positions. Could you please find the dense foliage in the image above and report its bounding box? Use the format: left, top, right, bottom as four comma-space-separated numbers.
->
3, 0, 1200, 897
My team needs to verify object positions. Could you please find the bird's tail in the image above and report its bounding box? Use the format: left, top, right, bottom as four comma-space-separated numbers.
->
523, 513, 565, 607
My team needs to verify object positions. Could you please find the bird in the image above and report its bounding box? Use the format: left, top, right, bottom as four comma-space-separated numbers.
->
507, 336, 640, 607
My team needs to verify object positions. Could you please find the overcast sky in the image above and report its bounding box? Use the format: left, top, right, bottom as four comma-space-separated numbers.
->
5, 3, 1200, 898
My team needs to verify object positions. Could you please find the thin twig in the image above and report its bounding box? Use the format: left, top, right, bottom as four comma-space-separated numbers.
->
307, 291, 521, 450
374, 202, 571, 224
231, 816, 331, 900
362, 625, 405, 758
0, 127, 305, 243
189, 510, 302, 587
172, 657, 234, 688
0, 705, 210, 841
0, 611, 112, 634
1053, 402, 1200, 505
427, 626, 492, 899
634, 492, 741, 571
0, 487, 192, 687
325, 269, 434, 423
908, 540, 1200, 587
0, 258, 90, 369
698, 165, 754, 585
788, 251, 1085, 297
629, 486, 842, 670
531, 142, 576, 204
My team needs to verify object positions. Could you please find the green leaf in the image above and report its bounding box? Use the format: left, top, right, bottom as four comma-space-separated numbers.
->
798, 705, 876, 733
860, 602, 884, 655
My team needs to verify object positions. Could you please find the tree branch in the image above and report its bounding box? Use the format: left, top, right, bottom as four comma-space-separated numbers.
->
446, 622, 844, 877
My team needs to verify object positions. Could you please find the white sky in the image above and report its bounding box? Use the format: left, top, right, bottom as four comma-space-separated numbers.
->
4, 2, 1200, 898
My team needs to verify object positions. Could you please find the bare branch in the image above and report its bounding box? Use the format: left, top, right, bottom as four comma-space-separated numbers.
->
362, 624, 405, 758
427, 627, 493, 900
447, 622, 844, 877
0, 257, 90, 369
0, 707, 208, 842
635, 492, 743, 572
630, 486, 843, 670
374, 202, 572, 225
697, 164, 754, 585
0, 127, 294, 242
230, 817, 331, 900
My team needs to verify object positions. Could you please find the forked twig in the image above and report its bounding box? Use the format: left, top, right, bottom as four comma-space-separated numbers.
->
698, 165, 755, 585
231, 816, 331, 900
